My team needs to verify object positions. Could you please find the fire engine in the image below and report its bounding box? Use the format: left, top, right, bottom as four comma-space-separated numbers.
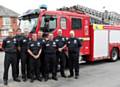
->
20, 5, 120, 62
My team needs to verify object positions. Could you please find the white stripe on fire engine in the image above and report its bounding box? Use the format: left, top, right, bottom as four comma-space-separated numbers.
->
78, 37, 90, 41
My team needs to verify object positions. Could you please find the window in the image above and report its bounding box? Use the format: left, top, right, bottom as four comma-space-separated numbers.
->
60, 17, 67, 29
20, 18, 39, 33
72, 18, 82, 29
0, 29, 9, 36
40, 15, 57, 32
3, 17, 11, 25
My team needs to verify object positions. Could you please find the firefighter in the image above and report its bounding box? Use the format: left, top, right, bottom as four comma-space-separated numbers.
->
2, 29, 21, 85
19, 31, 29, 81
44, 33, 58, 81
67, 30, 82, 79
37, 31, 45, 79
55, 29, 67, 78
14, 29, 23, 77
28, 33, 42, 83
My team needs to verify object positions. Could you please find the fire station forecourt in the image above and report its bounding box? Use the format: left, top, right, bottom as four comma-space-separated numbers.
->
1, 52, 120, 87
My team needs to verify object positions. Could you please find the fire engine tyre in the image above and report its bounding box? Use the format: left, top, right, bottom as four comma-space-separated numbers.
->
111, 48, 119, 62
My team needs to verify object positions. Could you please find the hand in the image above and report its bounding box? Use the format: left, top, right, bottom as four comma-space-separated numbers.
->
58, 48, 62, 52
18, 47, 21, 51
34, 55, 39, 59
32, 55, 38, 59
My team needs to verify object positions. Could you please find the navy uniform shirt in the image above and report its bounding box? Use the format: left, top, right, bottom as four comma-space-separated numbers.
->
28, 40, 42, 55
54, 36, 66, 49
2, 37, 18, 53
38, 38, 46, 47
44, 40, 57, 54
14, 35, 23, 47
67, 37, 81, 53
19, 36, 29, 52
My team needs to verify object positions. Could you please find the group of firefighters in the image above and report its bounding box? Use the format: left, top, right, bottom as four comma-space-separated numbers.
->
2, 28, 82, 85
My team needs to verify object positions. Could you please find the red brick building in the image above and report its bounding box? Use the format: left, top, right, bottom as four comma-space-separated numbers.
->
0, 5, 19, 49
0, 5, 19, 37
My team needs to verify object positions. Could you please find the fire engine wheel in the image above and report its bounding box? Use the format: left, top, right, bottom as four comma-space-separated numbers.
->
111, 48, 119, 62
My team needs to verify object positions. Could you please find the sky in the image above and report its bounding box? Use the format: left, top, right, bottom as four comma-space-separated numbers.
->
0, 0, 119, 15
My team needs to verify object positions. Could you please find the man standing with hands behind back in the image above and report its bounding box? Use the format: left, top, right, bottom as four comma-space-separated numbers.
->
67, 30, 82, 79
2, 29, 21, 85
55, 29, 67, 78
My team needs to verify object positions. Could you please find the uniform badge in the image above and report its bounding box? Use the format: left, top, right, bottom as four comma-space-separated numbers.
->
62, 38, 65, 41
23, 39, 26, 42
53, 42, 56, 45
55, 39, 59, 42
74, 40, 77, 44
37, 42, 40, 46
46, 44, 50, 46
66, 37, 68, 40
7, 40, 10, 43
68, 41, 70, 44
53, 42, 56, 47
13, 38, 16, 43
30, 44, 34, 47
42, 40, 45, 42
13, 38, 16, 41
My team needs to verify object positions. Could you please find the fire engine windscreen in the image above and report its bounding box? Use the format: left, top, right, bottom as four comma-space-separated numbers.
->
20, 18, 38, 33
40, 15, 57, 32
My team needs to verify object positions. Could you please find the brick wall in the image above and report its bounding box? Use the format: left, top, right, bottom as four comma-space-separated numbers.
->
0, 16, 3, 29
10, 17, 18, 31
0, 16, 18, 36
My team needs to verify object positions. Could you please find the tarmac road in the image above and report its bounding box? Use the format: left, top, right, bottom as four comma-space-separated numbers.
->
0, 52, 120, 87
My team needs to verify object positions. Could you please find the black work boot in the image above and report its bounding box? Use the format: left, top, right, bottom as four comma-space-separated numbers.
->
37, 77, 42, 82
68, 74, 73, 78
13, 78, 21, 82
75, 75, 79, 79
61, 74, 67, 78
30, 79, 34, 83
52, 76, 58, 81
23, 77, 27, 82
3, 80, 8, 85
44, 76, 48, 82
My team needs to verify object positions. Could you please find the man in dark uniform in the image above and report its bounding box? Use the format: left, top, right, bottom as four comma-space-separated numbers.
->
19, 31, 29, 81
2, 29, 21, 85
14, 29, 23, 77
44, 34, 58, 81
67, 30, 82, 79
55, 29, 67, 78
37, 31, 45, 79
28, 33, 42, 83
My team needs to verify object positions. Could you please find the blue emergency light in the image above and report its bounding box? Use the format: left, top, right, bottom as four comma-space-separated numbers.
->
40, 4, 47, 10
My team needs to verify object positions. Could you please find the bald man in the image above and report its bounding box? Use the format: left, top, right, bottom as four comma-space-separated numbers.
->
55, 29, 67, 78
44, 34, 58, 81
67, 30, 82, 79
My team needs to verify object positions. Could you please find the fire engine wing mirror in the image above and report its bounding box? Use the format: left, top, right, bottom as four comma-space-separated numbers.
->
79, 39, 84, 42
44, 18, 49, 22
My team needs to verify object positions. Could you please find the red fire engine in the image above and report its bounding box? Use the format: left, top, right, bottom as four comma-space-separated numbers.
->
20, 5, 120, 62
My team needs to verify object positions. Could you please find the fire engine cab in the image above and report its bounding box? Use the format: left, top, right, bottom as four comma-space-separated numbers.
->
20, 5, 120, 62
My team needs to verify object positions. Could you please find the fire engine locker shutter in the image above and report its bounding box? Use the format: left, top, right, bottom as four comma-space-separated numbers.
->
110, 30, 120, 43
94, 30, 109, 58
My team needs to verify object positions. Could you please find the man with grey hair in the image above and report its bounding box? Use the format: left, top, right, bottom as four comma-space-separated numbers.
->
67, 30, 82, 79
